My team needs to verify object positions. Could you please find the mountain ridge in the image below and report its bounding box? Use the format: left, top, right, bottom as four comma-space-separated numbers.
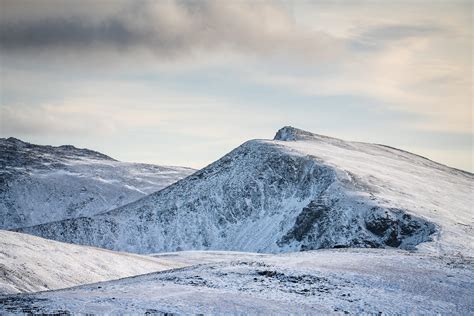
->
275, 126, 471, 175
17, 127, 472, 256
0, 137, 116, 164
1, 137, 195, 229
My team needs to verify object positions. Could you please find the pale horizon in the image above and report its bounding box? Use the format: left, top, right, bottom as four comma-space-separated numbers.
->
3, 124, 472, 173
1, 0, 472, 172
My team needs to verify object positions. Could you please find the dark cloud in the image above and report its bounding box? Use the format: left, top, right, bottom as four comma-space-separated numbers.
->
0, 0, 341, 61
0, 17, 137, 50
0, 1, 192, 56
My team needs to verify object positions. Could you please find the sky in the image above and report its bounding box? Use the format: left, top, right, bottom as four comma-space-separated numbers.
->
0, 0, 472, 171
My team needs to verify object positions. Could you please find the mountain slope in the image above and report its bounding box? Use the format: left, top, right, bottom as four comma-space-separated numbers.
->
18, 127, 474, 256
0, 230, 185, 294
0, 137, 195, 229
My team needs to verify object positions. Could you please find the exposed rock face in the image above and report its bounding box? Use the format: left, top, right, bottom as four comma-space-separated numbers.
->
18, 125, 469, 255
364, 208, 436, 248
278, 201, 436, 251
0, 137, 195, 229
274, 126, 316, 141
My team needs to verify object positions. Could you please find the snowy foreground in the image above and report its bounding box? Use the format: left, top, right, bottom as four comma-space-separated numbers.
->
1, 250, 473, 314
0, 230, 184, 294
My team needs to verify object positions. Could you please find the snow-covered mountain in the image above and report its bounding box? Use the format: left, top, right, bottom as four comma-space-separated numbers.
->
0, 137, 195, 229
18, 127, 474, 256
0, 230, 184, 294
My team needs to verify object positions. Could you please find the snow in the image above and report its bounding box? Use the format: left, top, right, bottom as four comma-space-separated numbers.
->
19, 127, 473, 257
1, 250, 472, 314
0, 230, 186, 295
0, 137, 195, 229
1, 127, 473, 314
272, 127, 474, 256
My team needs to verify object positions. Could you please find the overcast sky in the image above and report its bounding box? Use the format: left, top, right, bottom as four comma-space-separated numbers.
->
0, 0, 472, 171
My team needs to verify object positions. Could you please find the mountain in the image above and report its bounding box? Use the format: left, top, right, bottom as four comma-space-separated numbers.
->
2, 250, 472, 314
0, 137, 195, 229
0, 230, 184, 294
17, 127, 474, 256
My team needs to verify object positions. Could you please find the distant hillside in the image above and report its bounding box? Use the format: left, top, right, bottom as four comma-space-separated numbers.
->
0, 137, 195, 229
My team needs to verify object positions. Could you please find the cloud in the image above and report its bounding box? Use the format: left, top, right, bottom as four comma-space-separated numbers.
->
0, 77, 282, 141
360, 24, 444, 41
0, 0, 471, 171
251, 27, 472, 134
350, 24, 447, 51
0, 104, 119, 136
0, 0, 342, 62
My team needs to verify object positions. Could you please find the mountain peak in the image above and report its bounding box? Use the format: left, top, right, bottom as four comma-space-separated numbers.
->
273, 126, 316, 141
4, 137, 26, 144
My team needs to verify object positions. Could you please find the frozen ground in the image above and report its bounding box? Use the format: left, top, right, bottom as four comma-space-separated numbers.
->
0, 230, 185, 294
1, 250, 473, 314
